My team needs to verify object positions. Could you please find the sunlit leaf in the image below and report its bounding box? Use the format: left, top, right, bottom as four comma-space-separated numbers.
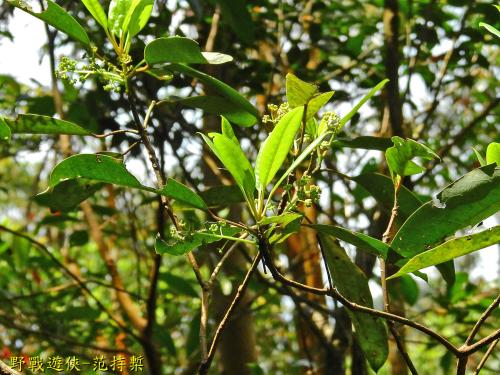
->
123, 0, 154, 36
145, 37, 233, 65
255, 106, 304, 189
390, 226, 500, 279
385, 136, 438, 177
391, 165, 500, 257
286, 73, 318, 108
486, 142, 500, 166
8, 0, 90, 46
159, 178, 207, 211
201, 133, 255, 203
81, 0, 108, 29
339, 79, 389, 127
4, 114, 92, 135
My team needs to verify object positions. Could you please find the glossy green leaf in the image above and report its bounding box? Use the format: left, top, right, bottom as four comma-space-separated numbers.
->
268, 129, 331, 202
472, 147, 487, 166
159, 178, 207, 211
260, 212, 303, 226
352, 173, 422, 221
385, 136, 438, 177
108, 0, 132, 36
201, 133, 255, 202
177, 96, 257, 127
306, 91, 334, 120
49, 154, 148, 191
122, 0, 153, 36
286, 73, 318, 108
4, 114, 92, 135
312, 224, 390, 259
169, 64, 258, 124
34, 179, 105, 212
8, 0, 90, 46
0, 117, 11, 141
220, 116, 238, 145
391, 165, 500, 257
390, 226, 500, 279
256, 106, 304, 189
318, 233, 388, 372
155, 226, 241, 256
339, 79, 389, 127
480, 22, 500, 38
486, 142, 500, 166
81, 0, 108, 29
145, 37, 233, 65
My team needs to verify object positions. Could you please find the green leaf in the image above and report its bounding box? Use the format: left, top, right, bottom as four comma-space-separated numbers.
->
385, 136, 438, 177
486, 142, 500, 166
391, 165, 500, 257
200, 185, 245, 207
352, 173, 422, 221
177, 96, 257, 127
220, 116, 238, 145
0, 117, 11, 142
340, 79, 389, 127
472, 147, 487, 166
480, 22, 500, 38
8, 0, 90, 46
108, 0, 132, 36
306, 91, 334, 120
201, 133, 255, 203
144, 37, 233, 65
4, 114, 92, 136
390, 226, 500, 279
260, 212, 303, 226
34, 179, 105, 212
318, 233, 388, 372
155, 226, 241, 256
312, 224, 390, 259
122, 0, 154, 36
333, 136, 393, 151
267, 129, 330, 202
286, 73, 318, 108
256, 106, 304, 189
159, 178, 207, 211
49, 154, 150, 191
168, 64, 258, 123
81, 0, 108, 29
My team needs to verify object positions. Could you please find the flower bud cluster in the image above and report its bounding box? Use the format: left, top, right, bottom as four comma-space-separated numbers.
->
296, 174, 321, 207
262, 102, 290, 125
320, 111, 341, 134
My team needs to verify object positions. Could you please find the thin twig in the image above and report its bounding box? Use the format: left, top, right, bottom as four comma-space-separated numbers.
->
473, 338, 499, 375
466, 294, 499, 345
257, 238, 460, 356
198, 253, 262, 374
